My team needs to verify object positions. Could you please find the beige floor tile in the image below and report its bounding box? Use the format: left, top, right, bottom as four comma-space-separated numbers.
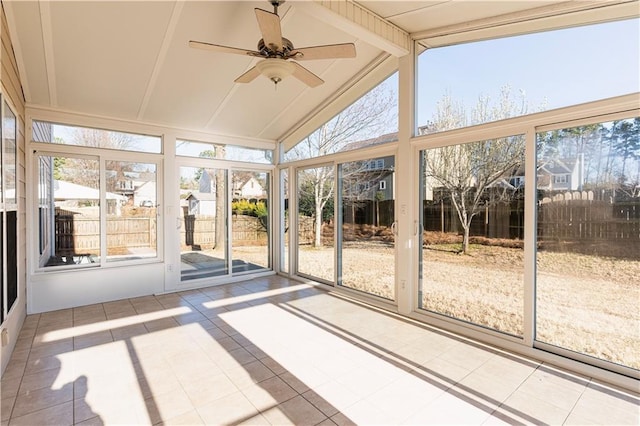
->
569, 385, 639, 425
73, 331, 113, 350
225, 360, 276, 390
403, 388, 495, 425
74, 415, 104, 426
306, 380, 361, 413
496, 388, 570, 425
338, 398, 400, 426
0, 376, 21, 400
110, 323, 148, 341
145, 387, 195, 424
7, 400, 73, 426
143, 317, 180, 333
28, 339, 73, 358
23, 353, 64, 376
237, 412, 271, 425
160, 409, 204, 425
1, 397, 14, 421
456, 369, 524, 405
181, 372, 238, 408
17, 369, 61, 396
514, 369, 584, 411
196, 391, 259, 425
329, 412, 357, 426
241, 376, 298, 411
260, 356, 287, 375
279, 371, 311, 394
4, 278, 638, 426
261, 395, 327, 426
301, 389, 340, 418
363, 374, 446, 422
12, 382, 73, 418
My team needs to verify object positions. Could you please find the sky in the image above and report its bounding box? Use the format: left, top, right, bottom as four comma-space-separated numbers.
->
416, 18, 640, 126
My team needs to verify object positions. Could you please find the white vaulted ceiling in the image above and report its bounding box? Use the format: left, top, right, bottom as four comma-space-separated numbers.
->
5, 0, 637, 146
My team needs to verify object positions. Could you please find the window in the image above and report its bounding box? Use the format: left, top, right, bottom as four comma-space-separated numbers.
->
33, 120, 162, 153
379, 180, 386, 191
176, 139, 273, 164
419, 134, 526, 336
417, 19, 639, 134
1, 100, 18, 323
33, 122, 162, 270
37, 154, 101, 267
536, 116, 640, 370
284, 72, 398, 162
106, 161, 158, 262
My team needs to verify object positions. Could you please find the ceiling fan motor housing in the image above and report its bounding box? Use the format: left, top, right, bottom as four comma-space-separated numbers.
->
258, 38, 294, 57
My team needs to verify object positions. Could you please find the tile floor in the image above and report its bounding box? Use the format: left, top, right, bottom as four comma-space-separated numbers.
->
1, 276, 638, 425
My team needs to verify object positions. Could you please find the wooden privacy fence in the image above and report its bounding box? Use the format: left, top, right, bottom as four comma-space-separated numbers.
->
56, 214, 268, 254
423, 199, 525, 240
422, 190, 639, 243
55, 215, 156, 255
538, 193, 639, 241
181, 215, 268, 249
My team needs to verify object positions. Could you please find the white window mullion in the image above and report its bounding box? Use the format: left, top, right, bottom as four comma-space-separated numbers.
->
99, 157, 107, 266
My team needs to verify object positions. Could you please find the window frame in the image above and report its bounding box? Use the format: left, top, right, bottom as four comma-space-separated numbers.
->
30, 124, 164, 273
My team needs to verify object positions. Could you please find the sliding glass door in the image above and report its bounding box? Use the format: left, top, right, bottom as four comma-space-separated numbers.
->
337, 156, 396, 300
535, 117, 640, 370
178, 165, 271, 283
179, 166, 228, 281
296, 165, 334, 283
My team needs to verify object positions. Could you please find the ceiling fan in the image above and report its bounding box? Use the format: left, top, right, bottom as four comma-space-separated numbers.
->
189, 0, 356, 88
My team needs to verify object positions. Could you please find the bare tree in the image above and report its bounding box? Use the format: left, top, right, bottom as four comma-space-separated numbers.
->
421, 85, 529, 254
291, 82, 397, 247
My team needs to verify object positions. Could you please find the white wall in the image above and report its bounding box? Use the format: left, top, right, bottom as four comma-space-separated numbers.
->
28, 264, 165, 313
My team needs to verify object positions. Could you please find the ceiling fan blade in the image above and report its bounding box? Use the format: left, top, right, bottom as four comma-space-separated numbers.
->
255, 8, 282, 51
290, 43, 356, 61
189, 40, 261, 57
234, 66, 262, 84
291, 62, 324, 88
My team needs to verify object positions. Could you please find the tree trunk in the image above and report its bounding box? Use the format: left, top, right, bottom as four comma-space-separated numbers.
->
462, 223, 470, 254
314, 203, 323, 247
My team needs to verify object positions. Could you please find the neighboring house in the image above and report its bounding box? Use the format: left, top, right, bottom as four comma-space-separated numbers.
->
508, 156, 584, 191
233, 176, 266, 199
537, 156, 583, 191
184, 192, 217, 216
134, 181, 156, 207
341, 155, 395, 201
199, 170, 218, 194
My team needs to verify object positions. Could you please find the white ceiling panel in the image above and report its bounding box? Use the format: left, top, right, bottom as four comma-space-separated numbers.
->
6, 0, 632, 146
7, 1, 49, 105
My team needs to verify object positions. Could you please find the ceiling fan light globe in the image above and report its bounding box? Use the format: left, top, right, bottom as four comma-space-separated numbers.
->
256, 58, 295, 85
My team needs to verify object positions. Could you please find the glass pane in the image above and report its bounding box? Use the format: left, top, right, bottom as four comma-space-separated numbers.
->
417, 19, 640, 134
106, 161, 157, 262
297, 166, 334, 283
284, 73, 398, 162
419, 135, 526, 336
536, 117, 640, 370
33, 120, 162, 153
281, 169, 289, 274
3, 103, 16, 205
38, 155, 101, 267
231, 171, 270, 273
180, 166, 228, 280
176, 139, 273, 164
338, 156, 395, 300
